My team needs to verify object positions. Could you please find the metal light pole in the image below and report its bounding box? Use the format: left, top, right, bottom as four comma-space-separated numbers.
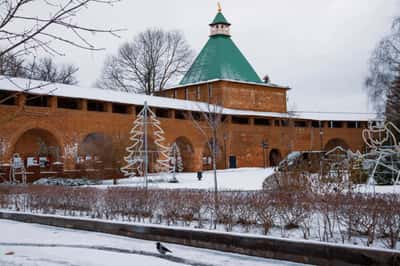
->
223, 133, 228, 169
143, 101, 149, 190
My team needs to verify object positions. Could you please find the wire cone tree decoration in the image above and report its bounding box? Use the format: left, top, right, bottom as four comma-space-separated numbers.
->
121, 102, 170, 188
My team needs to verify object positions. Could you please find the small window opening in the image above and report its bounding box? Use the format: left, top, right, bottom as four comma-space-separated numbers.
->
294, 120, 307, 127
281, 120, 289, 127
254, 118, 271, 126
57, 97, 80, 110
191, 111, 202, 121
175, 110, 186, 120
232, 116, 249, 124
329, 121, 343, 128
0, 90, 16, 105
87, 100, 105, 112
208, 84, 213, 98
135, 105, 143, 115
196, 86, 201, 100
311, 121, 320, 128
112, 103, 128, 114
155, 108, 170, 118
26, 94, 49, 107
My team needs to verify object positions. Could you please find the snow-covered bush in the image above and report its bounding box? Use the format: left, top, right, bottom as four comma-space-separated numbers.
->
33, 177, 99, 186
1, 185, 400, 250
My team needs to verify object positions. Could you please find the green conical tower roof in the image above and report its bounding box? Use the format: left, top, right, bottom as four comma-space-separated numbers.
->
210, 12, 230, 25
180, 11, 262, 85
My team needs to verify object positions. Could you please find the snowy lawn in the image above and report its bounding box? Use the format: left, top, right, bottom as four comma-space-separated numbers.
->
0, 219, 305, 266
98, 167, 400, 193
353, 184, 400, 194
99, 167, 275, 190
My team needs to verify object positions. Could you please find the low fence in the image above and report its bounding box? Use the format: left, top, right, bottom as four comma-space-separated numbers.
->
0, 164, 123, 182
0, 211, 399, 266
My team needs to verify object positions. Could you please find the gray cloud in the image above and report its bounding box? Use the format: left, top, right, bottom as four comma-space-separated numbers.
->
45, 0, 398, 113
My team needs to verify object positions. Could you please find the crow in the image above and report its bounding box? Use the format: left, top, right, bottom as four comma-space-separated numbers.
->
156, 242, 172, 255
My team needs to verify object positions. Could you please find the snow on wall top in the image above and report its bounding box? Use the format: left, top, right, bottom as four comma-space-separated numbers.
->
0, 76, 378, 121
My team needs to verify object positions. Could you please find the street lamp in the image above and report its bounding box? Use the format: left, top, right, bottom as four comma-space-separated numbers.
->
261, 140, 269, 168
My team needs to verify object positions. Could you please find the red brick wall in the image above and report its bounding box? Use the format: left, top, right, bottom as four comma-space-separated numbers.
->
0, 91, 367, 176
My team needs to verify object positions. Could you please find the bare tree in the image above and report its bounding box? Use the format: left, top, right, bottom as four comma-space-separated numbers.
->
0, 54, 78, 84
96, 28, 194, 94
187, 101, 227, 229
26, 57, 78, 84
386, 72, 400, 128
0, 51, 25, 76
0, 0, 122, 58
365, 17, 400, 115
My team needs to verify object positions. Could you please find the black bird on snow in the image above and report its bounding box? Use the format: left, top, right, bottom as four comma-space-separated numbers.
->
156, 242, 172, 255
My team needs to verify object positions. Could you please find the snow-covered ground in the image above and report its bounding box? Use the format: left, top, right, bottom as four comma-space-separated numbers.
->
0, 219, 305, 266
353, 184, 400, 194
98, 167, 400, 194
99, 168, 275, 190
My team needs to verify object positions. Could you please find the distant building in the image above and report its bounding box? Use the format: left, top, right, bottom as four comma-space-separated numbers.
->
0, 8, 377, 182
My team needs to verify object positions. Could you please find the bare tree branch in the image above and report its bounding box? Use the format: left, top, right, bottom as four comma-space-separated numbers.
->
0, 0, 124, 57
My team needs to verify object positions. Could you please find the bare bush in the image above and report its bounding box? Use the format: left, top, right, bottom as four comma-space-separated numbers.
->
0, 185, 399, 249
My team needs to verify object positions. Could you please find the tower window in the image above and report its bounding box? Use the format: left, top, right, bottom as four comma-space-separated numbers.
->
197, 86, 201, 100
185, 88, 189, 100
208, 84, 213, 98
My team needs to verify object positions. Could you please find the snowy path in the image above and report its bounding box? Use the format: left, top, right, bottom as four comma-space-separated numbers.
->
100, 168, 275, 190
0, 219, 306, 266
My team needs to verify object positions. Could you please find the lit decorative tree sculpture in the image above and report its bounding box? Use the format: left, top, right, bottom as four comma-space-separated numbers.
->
121, 101, 169, 188
361, 121, 400, 191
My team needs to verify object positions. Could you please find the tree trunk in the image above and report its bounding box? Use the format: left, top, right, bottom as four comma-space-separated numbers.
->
212, 131, 218, 229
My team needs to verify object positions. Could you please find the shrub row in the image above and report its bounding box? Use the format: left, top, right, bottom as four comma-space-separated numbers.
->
0, 185, 399, 249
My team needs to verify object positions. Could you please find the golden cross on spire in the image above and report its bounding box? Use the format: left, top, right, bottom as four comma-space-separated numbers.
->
217, 2, 222, 12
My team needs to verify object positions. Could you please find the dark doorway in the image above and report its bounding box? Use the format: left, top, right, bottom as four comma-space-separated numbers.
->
269, 149, 282, 167
229, 155, 237, 168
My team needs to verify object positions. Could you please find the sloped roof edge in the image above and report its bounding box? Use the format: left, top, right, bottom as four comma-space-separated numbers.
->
167, 79, 290, 90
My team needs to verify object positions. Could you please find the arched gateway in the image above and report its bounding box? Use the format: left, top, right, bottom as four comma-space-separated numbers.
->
13, 128, 62, 168
174, 136, 195, 172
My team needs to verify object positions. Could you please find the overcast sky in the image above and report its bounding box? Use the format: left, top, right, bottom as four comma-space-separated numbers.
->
52, 0, 398, 113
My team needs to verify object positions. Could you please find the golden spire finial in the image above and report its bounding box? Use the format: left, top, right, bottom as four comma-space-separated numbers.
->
217, 2, 222, 12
